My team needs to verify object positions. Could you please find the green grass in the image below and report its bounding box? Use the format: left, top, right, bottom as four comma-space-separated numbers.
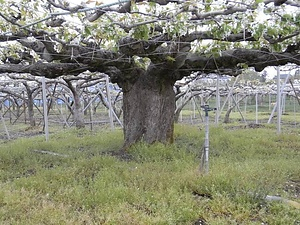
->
0, 125, 299, 224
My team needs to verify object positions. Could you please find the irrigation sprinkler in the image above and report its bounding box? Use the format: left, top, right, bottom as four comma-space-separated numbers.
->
200, 104, 216, 174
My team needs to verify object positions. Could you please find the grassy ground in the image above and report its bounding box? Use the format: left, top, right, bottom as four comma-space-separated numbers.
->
0, 125, 299, 224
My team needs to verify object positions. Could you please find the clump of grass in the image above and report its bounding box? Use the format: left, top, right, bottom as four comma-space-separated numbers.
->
0, 125, 299, 224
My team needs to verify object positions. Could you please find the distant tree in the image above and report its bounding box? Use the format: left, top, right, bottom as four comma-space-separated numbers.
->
260, 70, 268, 83
55, 74, 106, 128
239, 70, 261, 85
0, 75, 40, 127
223, 95, 247, 124
295, 69, 300, 80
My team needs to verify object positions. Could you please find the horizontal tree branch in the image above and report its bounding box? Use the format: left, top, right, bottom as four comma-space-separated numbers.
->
185, 49, 300, 74
192, 6, 248, 20
264, 31, 300, 44
0, 63, 88, 78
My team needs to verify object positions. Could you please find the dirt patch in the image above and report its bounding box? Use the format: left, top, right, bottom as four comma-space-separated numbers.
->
225, 123, 265, 130
247, 123, 265, 129
0, 126, 45, 141
284, 178, 300, 199
104, 150, 134, 162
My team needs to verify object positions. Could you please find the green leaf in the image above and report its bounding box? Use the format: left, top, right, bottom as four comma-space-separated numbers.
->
205, 4, 211, 12
165, 56, 176, 62
255, 0, 263, 3
132, 25, 149, 40
272, 43, 282, 52
211, 47, 220, 57
281, 14, 292, 22
84, 26, 92, 36
266, 27, 277, 37
253, 23, 266, 39
237, 63, 249, 69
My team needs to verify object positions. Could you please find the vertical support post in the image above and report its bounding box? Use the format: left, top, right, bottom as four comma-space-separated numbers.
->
106, 75, 114, 129
276, 67, 281, 134
200, 105, 216, 174
268, 93, 271, 111
89, 100, 93, 131
60, 99, 64, 127
293, 95, 296, 127
203, 109, 209, 174
217, 76, 239, 121
23, 91, 27, 124
215, 74, 220, 124
282, 93, 286, 114
255, 92, 258, 124
0, 113, 10, 140
244, 95, 247, 115
42, 77, 49, 141
268, 72, 290, 124
192, 97, 196, 119
179, 97, 183, 122
9, 99, 12, 124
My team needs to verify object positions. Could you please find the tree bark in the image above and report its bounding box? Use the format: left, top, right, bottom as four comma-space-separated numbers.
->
72, 87, 85, 129
65, 80, 85, 129
24, 85, 36, 127
27, 93, 36, 127
223, 95, 247, 123
223, 105, 234, 124
121, 71, 176, 148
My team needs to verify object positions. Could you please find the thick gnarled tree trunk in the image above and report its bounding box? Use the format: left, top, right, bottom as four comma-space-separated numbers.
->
65, 80, 85, 129
121, 71, 175, 148
72, 91, 85, 129
24, 83, 36, 127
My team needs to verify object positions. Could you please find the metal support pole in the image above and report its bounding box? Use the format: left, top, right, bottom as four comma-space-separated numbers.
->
255, 92, 258, 124
217, 76, 239, 121
192, 97, 196, 119
89, 102, 93, 131
105, 75, 114, 129
97, 83, 123, 127
276, 67, 281, 134
268, 93, 271, 111
215, 74, 220, 124
200, 105, 216, 174
42, 77, 49, 141
0, 113, 10, 140
244, 95, 247, 115
179, 97, 183, 122
281, 93, 286, 114
293, 95, 296, 127
268, 70, 290, 124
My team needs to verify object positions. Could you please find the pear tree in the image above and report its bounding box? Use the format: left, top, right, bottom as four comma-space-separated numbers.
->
0, 0, 299, 148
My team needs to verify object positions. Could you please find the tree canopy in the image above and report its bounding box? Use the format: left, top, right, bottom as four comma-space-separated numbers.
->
0, 0, 299, 81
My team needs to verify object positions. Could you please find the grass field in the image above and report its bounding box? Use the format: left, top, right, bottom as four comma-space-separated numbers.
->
0, 124, 299, 224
